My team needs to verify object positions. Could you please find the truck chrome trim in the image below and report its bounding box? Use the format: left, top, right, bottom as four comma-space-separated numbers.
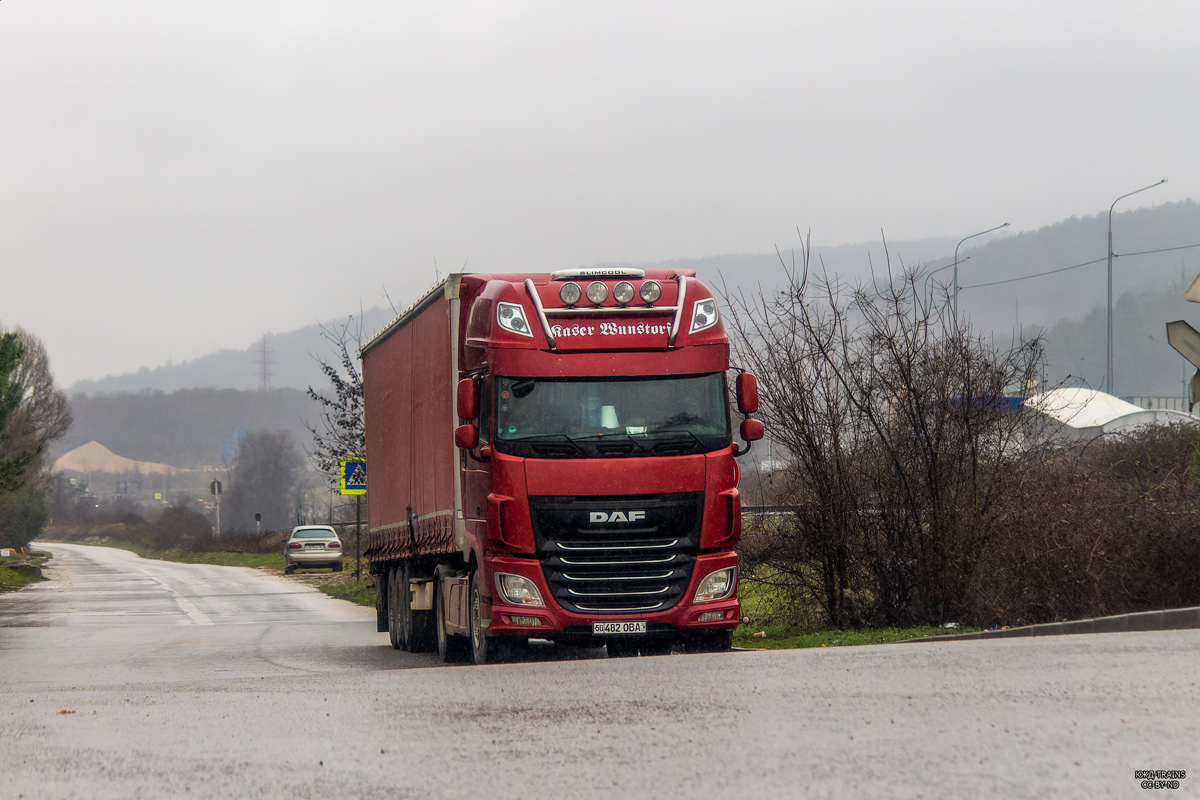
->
525, 278, 556, 350
668, 274, 688, 347
541, 305, 680, 317
555, 541, 679, 552
560, 571, 675, 581
565, 586, 670, 597
551, 268, 646, 280
574, 602, 666, 612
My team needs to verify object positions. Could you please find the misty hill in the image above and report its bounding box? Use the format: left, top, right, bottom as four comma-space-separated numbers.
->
56, 388, 318, 469
68, 307, 401, 395
65, 201, 1200, 400
1037, 281, 1195, 399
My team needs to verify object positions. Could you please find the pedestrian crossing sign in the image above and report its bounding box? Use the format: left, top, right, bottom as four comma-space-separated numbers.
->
339, 457, 367, 495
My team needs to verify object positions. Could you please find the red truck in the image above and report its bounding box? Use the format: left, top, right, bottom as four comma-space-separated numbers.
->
362, 268, 762, 664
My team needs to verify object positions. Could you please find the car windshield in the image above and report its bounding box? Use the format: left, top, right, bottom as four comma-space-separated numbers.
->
493, 373, 730, 458
292, 529, 336, 539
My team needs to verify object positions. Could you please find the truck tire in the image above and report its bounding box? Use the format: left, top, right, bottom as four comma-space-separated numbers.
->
387, 565, 402, 650
435, 569, 467, 663
469, 570, 496, 665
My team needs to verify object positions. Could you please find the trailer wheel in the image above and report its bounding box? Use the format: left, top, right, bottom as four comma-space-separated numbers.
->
375, 569, 388, 633
387, 565, 402, 650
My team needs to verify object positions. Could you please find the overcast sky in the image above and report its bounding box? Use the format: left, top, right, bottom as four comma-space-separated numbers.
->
3, 1, 1198, 386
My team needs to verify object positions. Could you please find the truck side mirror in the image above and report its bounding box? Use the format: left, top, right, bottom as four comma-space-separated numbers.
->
454, 423, 479, 449
457, 378, 479, 420
740, 418, 764, 442
735, 372, 759, 414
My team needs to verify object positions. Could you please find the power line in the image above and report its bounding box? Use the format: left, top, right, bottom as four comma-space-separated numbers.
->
961, 242, 1200, 290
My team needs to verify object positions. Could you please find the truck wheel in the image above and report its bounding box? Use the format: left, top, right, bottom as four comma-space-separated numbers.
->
435, 572, 466, 663
387, 565, 402, 650
685, 630, 733, 653
469, 570, 499, 666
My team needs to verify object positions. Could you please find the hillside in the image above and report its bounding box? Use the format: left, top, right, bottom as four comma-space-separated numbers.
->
56, 388, 317, 469
62, 201, 1200, 402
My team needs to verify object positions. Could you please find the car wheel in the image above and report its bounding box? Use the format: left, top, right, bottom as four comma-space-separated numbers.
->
332, 561, 343, 573
284, 563, 295, 575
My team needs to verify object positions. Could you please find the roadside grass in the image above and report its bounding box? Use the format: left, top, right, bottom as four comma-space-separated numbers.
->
317, 579, 377, 607
733, 624, 976, 649
0, 550, 51, 593
733, 566, 977, 648
75, 539, 287, 570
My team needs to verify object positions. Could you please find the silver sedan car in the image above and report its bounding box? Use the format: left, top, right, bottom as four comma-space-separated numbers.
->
283, 525, 344, 574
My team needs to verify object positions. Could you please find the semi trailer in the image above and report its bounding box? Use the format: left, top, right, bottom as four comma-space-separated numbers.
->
362, 268, 762, 664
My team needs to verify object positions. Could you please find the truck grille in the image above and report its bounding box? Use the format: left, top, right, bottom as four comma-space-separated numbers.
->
529, 493, 702, 614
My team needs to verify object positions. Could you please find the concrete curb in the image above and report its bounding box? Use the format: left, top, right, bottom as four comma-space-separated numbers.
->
900, 606, 1200, 644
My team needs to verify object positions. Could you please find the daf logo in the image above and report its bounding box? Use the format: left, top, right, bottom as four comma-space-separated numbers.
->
589, 510, 646, 524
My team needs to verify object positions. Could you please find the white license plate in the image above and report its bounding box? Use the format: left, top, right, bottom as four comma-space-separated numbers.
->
593, 621, 647, 635
305, 544, 323, 550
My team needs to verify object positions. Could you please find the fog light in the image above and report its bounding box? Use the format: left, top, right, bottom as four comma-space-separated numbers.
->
496, 573, 545, 607
694, 567, 736, 602
508, 616, 542, 627
698, 611, 725, 622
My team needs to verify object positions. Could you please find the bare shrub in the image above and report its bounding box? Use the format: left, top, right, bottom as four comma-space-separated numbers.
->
726, 236, 1047, 628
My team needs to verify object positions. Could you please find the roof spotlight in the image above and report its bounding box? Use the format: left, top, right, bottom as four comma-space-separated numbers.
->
613, 281, 635, 305
639, 280, 662, 305
559, 281, 582, 306
585, 281, 608, 305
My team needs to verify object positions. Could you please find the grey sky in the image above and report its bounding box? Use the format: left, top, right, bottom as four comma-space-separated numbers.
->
3, 1, 1197, 385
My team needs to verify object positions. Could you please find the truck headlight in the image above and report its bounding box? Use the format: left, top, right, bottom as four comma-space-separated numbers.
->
689, 298, 719, 334
496, 573, 545, 607
497, 302, 534, 337
694, 567, 735, 603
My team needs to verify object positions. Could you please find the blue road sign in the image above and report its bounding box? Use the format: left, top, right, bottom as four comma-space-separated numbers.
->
339, 457, 367, 495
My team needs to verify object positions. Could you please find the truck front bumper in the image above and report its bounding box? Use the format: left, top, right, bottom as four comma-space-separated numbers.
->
482, 551, 740, 640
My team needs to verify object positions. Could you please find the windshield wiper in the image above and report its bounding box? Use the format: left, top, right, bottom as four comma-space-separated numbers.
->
571, 432, 649, 456
642, 428, 708, 454
503, 433, 583, 456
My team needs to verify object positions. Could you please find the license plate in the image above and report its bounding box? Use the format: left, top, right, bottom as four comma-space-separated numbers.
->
305, 544, 323, 550
592, 621, 647, 635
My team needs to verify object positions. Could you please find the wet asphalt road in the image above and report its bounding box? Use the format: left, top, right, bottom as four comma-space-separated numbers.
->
1, 543, 1197, 799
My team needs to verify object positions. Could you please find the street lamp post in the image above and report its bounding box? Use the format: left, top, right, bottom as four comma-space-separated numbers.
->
1107, 179, 1167, 395
952, 223, 1009, 333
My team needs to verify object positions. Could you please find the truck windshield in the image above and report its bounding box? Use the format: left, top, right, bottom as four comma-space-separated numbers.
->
493, 373, 730, 458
